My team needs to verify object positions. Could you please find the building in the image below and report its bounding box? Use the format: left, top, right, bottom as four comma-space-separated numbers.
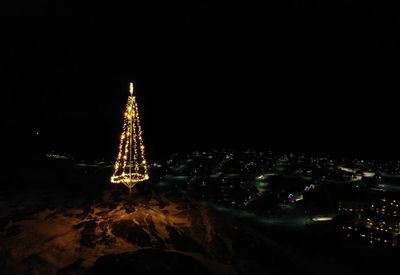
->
338, 196, 400, 247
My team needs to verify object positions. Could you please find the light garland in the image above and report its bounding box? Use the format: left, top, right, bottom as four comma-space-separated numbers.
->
111, 82, 149, 189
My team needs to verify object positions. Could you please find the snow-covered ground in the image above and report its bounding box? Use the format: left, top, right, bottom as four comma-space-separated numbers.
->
0, 182, 271, 275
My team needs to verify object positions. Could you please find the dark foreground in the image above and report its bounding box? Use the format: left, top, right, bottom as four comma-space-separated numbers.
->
1, 155, 400, 275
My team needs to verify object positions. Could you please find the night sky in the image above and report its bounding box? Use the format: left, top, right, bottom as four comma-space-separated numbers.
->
3, 1, 400, 161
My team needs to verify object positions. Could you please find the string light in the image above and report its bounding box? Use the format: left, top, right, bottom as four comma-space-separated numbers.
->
111, 82, 149, 189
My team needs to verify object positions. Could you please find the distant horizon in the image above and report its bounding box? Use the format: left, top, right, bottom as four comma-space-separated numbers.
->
4, 1, 400, 162
18, 137, 400, 163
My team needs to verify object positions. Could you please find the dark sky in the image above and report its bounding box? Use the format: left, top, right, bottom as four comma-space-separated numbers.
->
3, 1, 400, 161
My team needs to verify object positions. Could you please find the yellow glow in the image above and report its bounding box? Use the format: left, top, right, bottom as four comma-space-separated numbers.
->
111, 82, 149, 189
312, 216, 333, 222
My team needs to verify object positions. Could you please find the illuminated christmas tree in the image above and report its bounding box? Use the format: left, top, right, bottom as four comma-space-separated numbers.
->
111, 83, 149, 189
